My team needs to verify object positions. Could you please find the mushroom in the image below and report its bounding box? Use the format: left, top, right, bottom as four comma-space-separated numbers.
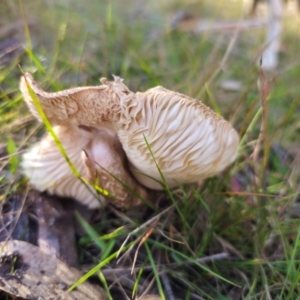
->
20, 73, 239, 208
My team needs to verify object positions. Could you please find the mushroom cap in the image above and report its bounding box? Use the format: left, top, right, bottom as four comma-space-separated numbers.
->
20, 73, 239, 191
21, 122, 149, 209
118, 86, 239, 189
21, 124, 104, 208
19, 73, 126, 129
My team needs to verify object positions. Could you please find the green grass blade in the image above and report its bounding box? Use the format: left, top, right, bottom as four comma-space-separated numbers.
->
145, 241, 166, 300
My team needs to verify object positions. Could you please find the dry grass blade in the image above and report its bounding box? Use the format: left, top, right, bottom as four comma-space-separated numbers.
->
131, 227, 154, 274
117, 205, 174, 259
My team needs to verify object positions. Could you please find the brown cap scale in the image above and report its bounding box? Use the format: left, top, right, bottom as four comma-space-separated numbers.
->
20, 73, 239, 207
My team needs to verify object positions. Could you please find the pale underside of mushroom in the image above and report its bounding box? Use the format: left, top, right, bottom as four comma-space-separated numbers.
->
20, 73, 239, 208
22, 123, 147, 209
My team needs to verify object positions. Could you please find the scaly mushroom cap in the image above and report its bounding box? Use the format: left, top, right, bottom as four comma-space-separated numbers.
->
20, 73, 239, 191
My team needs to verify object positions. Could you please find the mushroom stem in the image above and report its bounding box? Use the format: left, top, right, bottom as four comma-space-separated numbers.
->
82, 133, 149, 210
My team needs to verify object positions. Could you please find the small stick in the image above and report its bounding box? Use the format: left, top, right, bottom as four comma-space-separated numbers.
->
108, 252, 230, 273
